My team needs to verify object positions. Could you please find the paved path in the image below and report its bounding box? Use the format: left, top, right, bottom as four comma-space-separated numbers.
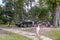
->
1, 28, 39, 40
40, 36, 52, 40
1, 28, 52, 40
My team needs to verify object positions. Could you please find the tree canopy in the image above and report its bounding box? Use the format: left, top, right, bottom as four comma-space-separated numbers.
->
0, 0, 60, 26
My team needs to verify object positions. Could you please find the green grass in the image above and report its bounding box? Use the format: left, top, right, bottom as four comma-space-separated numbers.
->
0, 32, 32, 40
39, 37, 42, 40
48, 30, 60, 40
0, 24, 15, 28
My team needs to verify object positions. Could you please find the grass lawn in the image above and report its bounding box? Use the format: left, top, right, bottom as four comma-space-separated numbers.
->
0, 32, 32, 40
39, 38, 42, 40
48, 30, 60, 40
0, 24, 15, 28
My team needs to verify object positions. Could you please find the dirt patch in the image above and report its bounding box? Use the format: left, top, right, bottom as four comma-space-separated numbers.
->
0, 29, 10, 34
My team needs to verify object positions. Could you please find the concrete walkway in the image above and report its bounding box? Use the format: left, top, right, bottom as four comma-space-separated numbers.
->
40, 36, 52, 40
1, 28, 52, 40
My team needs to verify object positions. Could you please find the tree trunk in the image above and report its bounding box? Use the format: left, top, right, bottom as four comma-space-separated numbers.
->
53, 5, 60, 27
48, 11, 52, 17
58, 5, 60, 26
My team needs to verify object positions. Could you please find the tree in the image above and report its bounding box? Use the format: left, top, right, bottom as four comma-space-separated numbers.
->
2, 0, 15, 26
0, 6, 4, 24
38, 0, 60, 26
47, 0, 60, 26
13, 0, 25, 22
31, 0, 49, 21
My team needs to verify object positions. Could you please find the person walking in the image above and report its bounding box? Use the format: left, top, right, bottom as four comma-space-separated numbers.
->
35, 22, 40, 38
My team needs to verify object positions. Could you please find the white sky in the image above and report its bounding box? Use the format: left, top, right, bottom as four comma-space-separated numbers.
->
0, 0, 38, 7
0, 0, 39, 5
0, 0, 5, 7
0, 0, 2, 5
24, 0, 39, 12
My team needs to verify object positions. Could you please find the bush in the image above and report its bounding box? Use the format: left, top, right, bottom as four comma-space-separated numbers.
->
0, 20, 4, 24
